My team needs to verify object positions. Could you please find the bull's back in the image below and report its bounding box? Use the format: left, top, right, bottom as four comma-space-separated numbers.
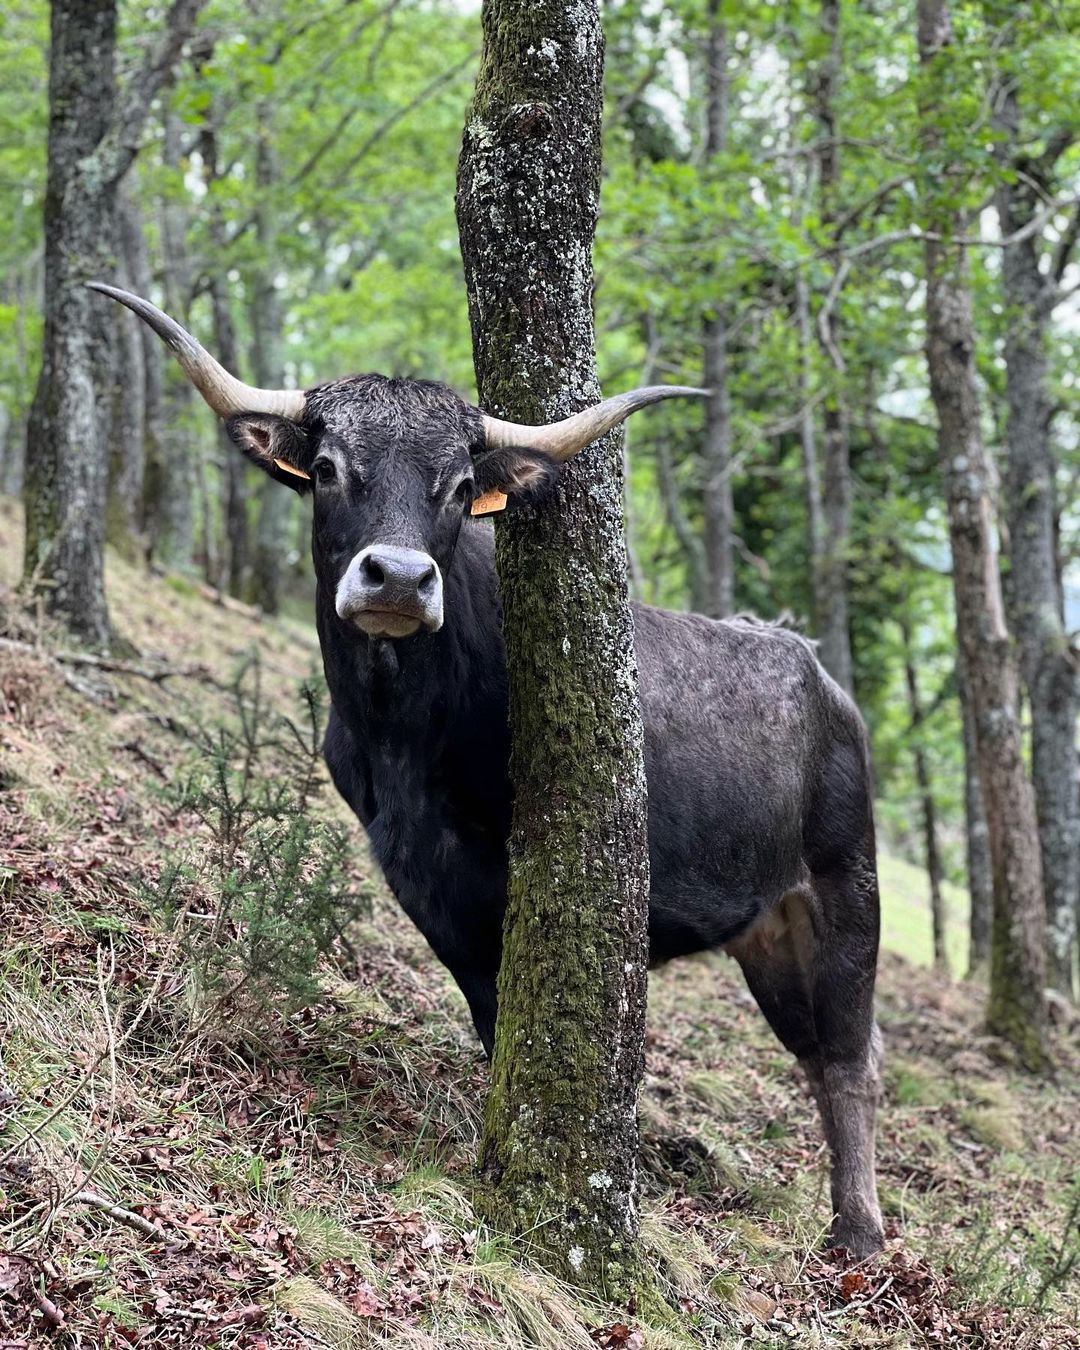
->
633, 605, 870, 958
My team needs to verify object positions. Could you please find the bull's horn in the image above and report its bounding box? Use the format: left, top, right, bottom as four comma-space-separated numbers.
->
482, 385, 709, 462
87, 282, 306, 422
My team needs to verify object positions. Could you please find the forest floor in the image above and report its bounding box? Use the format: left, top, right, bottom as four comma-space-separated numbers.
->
0, 496, 1078, 1349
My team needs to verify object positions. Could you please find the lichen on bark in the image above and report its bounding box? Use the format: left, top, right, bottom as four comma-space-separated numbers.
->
456, 0, 651, 1298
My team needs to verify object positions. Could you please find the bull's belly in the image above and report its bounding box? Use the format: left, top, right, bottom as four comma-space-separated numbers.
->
645, 812, 806, 962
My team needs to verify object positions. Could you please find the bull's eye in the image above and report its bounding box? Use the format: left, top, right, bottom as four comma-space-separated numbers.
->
455, 478, 474, 506
313, 459, 336, 485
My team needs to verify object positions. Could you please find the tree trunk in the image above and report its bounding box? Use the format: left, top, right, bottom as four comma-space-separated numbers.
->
119, 188, 166, 569
701, 6, 733, 619
148, 107, 196, 570
107, 186, 148, 560
958, 645, 993, 976
248, 114, 293, 615
812, 0, 853, 694
900, 615, 948, 974
639, 311, 705, 609
917, 0, 1048, 1069
22, 0, 204, 646
23, 0, 121, 649
199, 108, 249, 597
456, 0, 650, 1296
795, 265, 824, 623
995, 87, 1079, 998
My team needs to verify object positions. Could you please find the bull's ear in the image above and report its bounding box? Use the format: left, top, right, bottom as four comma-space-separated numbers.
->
472, 445, 560, 513
226, 413, 312, 493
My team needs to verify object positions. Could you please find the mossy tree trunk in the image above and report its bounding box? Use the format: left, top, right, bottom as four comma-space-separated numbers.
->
456, 0, 650, 1298
917, 0, 1048, 1069
22, 0, 205, 648
994, 79, 1079, 998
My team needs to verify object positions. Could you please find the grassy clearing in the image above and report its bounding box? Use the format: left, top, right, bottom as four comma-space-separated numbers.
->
876, 852, 970, 974
1, 497, 1078, 1347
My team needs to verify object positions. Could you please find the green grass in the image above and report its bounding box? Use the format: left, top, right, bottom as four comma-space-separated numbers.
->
877, 848, 970, 973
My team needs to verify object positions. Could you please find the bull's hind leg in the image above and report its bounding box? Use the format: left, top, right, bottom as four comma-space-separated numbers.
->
729, 877, 884, 1258
807, 857, 884, 1257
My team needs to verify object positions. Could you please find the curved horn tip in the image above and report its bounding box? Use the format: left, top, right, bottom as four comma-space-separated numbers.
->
86, 281, 137, 305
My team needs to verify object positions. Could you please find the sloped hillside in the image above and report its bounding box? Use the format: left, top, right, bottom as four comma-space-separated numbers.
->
1, 498, 1077, 1349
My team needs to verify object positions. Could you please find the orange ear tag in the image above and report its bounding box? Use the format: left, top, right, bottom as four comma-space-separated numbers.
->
274, 458, 311, 481
471, 489, 508, 517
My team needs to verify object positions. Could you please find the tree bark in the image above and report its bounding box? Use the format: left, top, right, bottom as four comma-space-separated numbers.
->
900, 615, 948, 974
958, 644, 993, 976
22, 0, 204, 647
811, 0, 853, 694
148, 107, 196, 570
995, 86, 1079, 998
23, 0, 120, 649
456, 0, 650, 1296
917, 0, 1048, 1069
248, 113, 293, 615
107, 187, 149, 560
198, 107, 249, 598
701, 5, 733, 619
795, 265, 824, 621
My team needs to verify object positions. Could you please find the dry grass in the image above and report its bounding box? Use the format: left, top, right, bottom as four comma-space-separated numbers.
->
1, 496, 1078, 1347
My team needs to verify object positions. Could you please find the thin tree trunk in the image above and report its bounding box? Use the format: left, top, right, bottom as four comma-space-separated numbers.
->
150, 107, 196, 570
248, 113, 292, 614
22, 0, 204, 646
917, 0, 1048, 1069
958, 644, 993, 976
199, 104, 248, 597
701, 5, 733, 618
648, 310, 707, 611
457, 0, 650, 1295
795, 265, 824, 616
119, 187, 165, 567
995, 86, 1079, 997
2, 251, 36, 496
812, 0, 853, 694
108, 187, 148, 560
900, 615, 948, 974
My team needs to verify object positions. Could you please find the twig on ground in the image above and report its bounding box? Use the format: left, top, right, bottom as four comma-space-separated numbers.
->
71, 1190, 180, 1248
117, 739, 169, 778
32, 1288, 64, 1329
822, 1274, 896, 1319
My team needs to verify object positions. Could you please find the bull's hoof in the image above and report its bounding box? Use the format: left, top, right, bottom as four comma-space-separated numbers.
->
826, 1215, 885, 1260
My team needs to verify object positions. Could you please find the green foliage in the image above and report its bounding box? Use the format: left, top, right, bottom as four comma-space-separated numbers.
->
143, 657, 368, 1017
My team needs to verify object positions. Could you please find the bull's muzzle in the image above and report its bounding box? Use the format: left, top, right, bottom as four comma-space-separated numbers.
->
336, 545, 444, 638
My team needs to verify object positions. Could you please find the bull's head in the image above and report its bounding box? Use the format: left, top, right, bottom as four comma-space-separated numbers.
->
90, 283, 705, 640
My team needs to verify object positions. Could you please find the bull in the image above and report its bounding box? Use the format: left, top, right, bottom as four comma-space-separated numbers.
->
91, 282, 885, 1257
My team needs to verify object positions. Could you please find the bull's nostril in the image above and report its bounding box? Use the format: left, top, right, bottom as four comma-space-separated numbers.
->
417, 563, 436, 594
362, 555, 386, 587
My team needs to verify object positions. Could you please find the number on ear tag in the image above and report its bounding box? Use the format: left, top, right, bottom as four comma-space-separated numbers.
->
471, 489, 508, 517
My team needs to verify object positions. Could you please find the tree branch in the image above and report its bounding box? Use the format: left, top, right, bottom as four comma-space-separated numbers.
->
100, 0, 209, 186
1050, 200, 1080, 283
830, 173, 910, 240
